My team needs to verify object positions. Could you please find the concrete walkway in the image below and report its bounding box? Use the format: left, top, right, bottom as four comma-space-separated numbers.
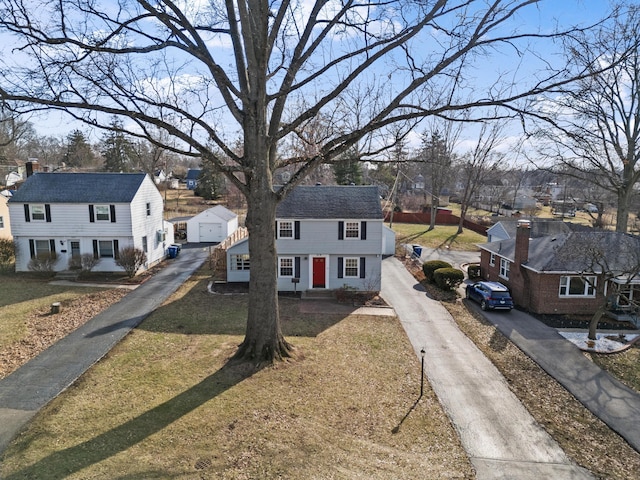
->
381, 256, 595, 479
0, 245, 210, 455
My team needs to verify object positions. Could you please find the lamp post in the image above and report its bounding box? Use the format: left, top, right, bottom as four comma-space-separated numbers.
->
420, 348, 425, 398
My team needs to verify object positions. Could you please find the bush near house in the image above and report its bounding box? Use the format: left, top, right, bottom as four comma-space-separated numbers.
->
422, 260, 452, 283
0, 239, 15, 273
115, 247, 147, 278
434, 267, 465, 291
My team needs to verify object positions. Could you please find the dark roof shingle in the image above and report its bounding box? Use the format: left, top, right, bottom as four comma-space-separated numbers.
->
277, 185, 383, 219
8, 172, 148, 203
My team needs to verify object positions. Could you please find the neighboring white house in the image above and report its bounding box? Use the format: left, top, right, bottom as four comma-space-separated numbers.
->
186, 205, 238, 243
0, 191, 12, 240
226, 185, 392, 292
8, 172, 173, 273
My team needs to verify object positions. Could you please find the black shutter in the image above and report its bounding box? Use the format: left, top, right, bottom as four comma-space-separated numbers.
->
294, 221, 300, 240
93, 240, 99, 259
29, 239, 35, 258
338, 257, 343, 278
45, 204, 52, 222
24, 204, 30, 222
89, 205, 95, 222
338, 221, 344, 240
360, 221, 367, 240
275, 221, 279, 239
50, 239, 57, 259
360, 257, 366, 278
113, 240, 119, 259
110, 205, 116, 223
294, 257, 300, 278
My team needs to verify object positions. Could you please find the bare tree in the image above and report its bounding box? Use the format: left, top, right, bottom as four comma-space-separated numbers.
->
530, 3, 640, 232
456, 121, 505, 233
557, 232, 640, 340
0, 0, 601, 363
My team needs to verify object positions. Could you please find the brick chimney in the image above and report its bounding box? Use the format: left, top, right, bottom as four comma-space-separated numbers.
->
514, 219, 531, 266
26, 160, 40, 177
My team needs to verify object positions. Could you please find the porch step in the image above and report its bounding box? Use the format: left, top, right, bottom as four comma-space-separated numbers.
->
54, 270, 80, 281
301, 289, 335, 300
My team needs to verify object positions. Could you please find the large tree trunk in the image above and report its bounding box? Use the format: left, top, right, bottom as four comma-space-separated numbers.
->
588, 305, 608, 341
615, 184, 632, 233
234, 186, 293, 363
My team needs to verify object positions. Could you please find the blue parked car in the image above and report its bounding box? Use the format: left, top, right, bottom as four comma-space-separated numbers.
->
465, 281, 514, 311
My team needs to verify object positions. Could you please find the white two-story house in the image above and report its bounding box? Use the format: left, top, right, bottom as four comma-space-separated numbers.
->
226, 185, 394, 292
9, 172, 173, 274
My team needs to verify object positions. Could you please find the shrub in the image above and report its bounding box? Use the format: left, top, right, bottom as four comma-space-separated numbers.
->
433, 268, 465, 291
115, 246, 147, 278
467, 264, 481, 279
0, 238, 15, 272
80, 253, 100, 272
422, 260, 452, 283
28, 254, 58, 273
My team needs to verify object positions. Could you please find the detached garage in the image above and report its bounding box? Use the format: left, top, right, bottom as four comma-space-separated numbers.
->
186, 205, 238, 243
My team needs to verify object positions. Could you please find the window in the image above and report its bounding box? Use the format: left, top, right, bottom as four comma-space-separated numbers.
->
499, 258, 510, 279
559, 276, 596, 297
98, 240, 114, 258
344, 257, 360, 278
278, 221, 293, 238
279, 257, 294, 277
489, 253, 495, 266
345, 222, 360, 238
0, 216, 3, 229
142, 236, 148, 253
31, 204, 46, 221
34, 239, 52, 257
231, 254, 250, 271
146, 202, 151, 216
95, 205, 110, 221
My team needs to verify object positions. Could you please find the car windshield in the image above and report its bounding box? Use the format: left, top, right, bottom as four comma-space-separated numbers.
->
491, 291, 510, 298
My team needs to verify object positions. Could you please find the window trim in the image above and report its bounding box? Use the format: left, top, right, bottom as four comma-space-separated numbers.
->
278, 220, 294, 239
489, 253, 495, 266
344, 221, 360, 239
343, 257, 360, 278
278, 256, 295, 278
559, 275, 597, 298
95, 205, 111, 222
499, 257, 510, 280
230, 254, 250, 271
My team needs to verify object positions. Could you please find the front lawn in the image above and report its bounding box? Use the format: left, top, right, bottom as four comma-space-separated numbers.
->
0, 266, 473, 479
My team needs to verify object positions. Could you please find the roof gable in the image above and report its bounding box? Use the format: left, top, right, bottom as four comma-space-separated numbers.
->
191, 205, 237, 222
277, 185, 383, 219
8, 172, 148, 203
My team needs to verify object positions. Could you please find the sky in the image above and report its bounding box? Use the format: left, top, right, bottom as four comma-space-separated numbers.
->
13, 0, 617, 157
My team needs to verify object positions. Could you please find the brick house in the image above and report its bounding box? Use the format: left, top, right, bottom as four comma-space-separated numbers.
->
478, 220, 640, 319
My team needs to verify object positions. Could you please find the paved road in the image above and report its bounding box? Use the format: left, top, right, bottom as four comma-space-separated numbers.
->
381, 255, 595, 479
0, 245, 210, 455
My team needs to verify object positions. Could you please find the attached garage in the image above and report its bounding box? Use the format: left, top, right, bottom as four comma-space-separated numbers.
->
186, 205, 238, 243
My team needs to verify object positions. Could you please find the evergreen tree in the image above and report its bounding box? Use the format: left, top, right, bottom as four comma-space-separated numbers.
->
63, 130, 95, 168
194, 161, 226, 200
332, 147, 363, 185
101, 118, 134, 172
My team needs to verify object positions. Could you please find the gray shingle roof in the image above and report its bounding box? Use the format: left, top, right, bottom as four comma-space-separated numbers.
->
277, 185, 383, 219
8, 172, 148, 203
480, 231, 640, 273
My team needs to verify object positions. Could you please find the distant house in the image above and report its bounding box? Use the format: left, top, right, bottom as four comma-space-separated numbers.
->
185, 169, 201, 190
226, 185, 395, 292
0, 191, 12, 240
8, 172, 173, 274
186, 205, 238, 243
486, 218, 590, 242
478, 220, 640, 321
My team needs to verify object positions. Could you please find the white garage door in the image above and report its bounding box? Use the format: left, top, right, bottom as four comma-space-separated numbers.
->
199, 222, 222, 242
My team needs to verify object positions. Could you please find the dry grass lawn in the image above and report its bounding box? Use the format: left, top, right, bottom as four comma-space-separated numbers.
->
0, 268, 473, 479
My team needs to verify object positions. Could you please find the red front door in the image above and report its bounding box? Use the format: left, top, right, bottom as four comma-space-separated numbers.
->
312, 257, 326, 288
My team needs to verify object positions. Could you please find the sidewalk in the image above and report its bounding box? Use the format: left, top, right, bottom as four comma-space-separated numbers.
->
382, 256, 595, 479
0, 245, 210, 455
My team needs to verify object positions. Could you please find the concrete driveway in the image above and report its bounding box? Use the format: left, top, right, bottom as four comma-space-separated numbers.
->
381, 255, 594, 479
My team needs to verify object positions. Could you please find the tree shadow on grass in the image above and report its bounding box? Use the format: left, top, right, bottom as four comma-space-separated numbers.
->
3, 360, 259, 480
